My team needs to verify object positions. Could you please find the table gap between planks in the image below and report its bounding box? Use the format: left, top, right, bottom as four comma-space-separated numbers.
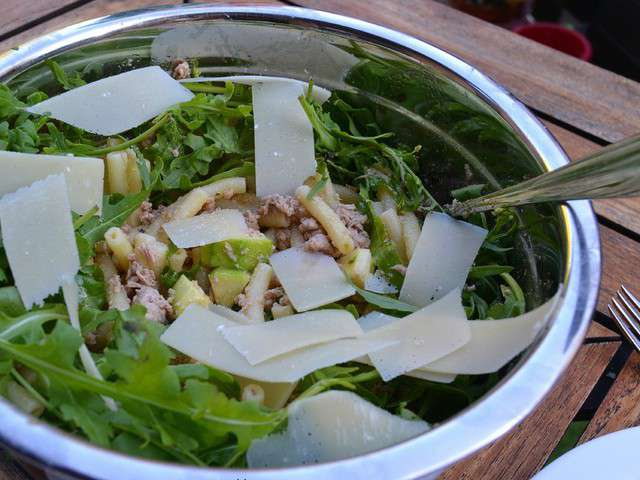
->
0, 1, 639, 479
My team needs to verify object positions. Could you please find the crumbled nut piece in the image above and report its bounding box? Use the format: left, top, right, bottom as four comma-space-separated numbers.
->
171, 59, 191, 80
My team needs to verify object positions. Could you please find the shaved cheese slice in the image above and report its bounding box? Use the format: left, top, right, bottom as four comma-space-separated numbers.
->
366, 289, 471, 381
406, 369, 457, 384
400, 212, 487, 307
160, 305, 393, 383
270, 248, 355, 312
0, 174, 79, 308
247, 390, 429, 467
182, 76, 331, 104
209, 304, 251, 325
357, 311, 456, 384
236, 376, 297, 409
221, 309, 362, 365
364, 270, 398, 294
252, 81, 316, 197
422, 291, 560, 375
162, 209, 249, 248
27, 66, 193, 135
0, 151, 103, 215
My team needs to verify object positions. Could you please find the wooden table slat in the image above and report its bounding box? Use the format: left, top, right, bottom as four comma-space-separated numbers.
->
579, 352, 640, 444
289, 0, 640, 143
440, 341, 620, 480
599, 225, 640, 314
0, 0, 79, 38
586, 320, 619, 339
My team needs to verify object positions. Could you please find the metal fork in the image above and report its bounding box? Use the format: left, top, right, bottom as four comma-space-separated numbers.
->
608, 285, 640, 352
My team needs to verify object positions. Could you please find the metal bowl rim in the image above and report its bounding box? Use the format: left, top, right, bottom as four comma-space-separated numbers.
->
0, 5, 601, 479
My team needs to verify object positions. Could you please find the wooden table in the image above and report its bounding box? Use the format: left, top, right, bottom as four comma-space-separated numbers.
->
2, 1, 640, 479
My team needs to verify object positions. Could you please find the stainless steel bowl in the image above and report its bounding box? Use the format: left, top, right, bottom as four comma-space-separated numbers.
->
0, 5, 600, 480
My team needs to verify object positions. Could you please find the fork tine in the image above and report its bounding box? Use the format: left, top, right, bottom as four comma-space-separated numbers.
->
609, 300, 640, 352
616, 291, 640, 339
621, 284, 640, 312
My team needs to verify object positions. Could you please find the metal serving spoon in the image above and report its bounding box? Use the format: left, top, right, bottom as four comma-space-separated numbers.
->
449, 133, 640, 217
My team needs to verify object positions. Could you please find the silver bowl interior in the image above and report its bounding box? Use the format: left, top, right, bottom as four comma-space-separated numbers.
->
0, 5, 600, 480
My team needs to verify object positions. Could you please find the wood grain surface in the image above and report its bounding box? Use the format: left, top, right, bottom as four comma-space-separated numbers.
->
0, 0, 79, 38
599, 225, 640, 314
579, 352, 640, 444
440, 341, 621, 480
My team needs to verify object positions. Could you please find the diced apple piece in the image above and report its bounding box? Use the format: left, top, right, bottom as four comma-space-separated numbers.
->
169, 275, 211, 317
200, 235, 274, 271
209, 268, 251, 307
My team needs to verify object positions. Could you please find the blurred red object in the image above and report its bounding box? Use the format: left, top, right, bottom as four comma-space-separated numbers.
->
513, 23, 593, 61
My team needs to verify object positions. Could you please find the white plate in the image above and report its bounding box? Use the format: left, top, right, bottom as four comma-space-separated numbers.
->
533, 427, 640, 479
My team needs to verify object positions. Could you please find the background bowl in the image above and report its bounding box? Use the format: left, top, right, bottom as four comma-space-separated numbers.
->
0, 5, 600, 480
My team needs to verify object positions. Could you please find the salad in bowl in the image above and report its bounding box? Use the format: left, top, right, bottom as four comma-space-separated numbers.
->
0, 54, 560, 469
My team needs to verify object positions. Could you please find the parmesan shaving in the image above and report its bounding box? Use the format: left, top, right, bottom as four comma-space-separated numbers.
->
357, 311, 456, 384
252, 81, 317, 197
209, 304, 252, 325
221, 309, 363, 365
0, 174, 79, 308
269, 248, 355, 312
160, 305, 394, 383
365, 289, 471, 381
399, 212, 487, 307
27, 66, 193, 135
422, 291, 560, 375
162, 209, 249, 248
247, 390, 429, 467
0, 151, 103, 215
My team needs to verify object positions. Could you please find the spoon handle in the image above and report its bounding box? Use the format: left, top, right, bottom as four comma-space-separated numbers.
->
450, 133, 640, 216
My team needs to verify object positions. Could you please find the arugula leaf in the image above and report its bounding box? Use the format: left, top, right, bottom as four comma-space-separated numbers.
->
46, 60, 86, 91
306, 163, 329, 200
451, 184, 485, 201
0, 244, 11, 287
78, 192, 147, 247
204, 115, 241, 153
362, 198, 404, 288
467, 265, 513, 281
354, 287, 417, 313
0, 304, 68, 342
0, 287, 25, 317
0, 85, 24, 118
0, 319, 284, 458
